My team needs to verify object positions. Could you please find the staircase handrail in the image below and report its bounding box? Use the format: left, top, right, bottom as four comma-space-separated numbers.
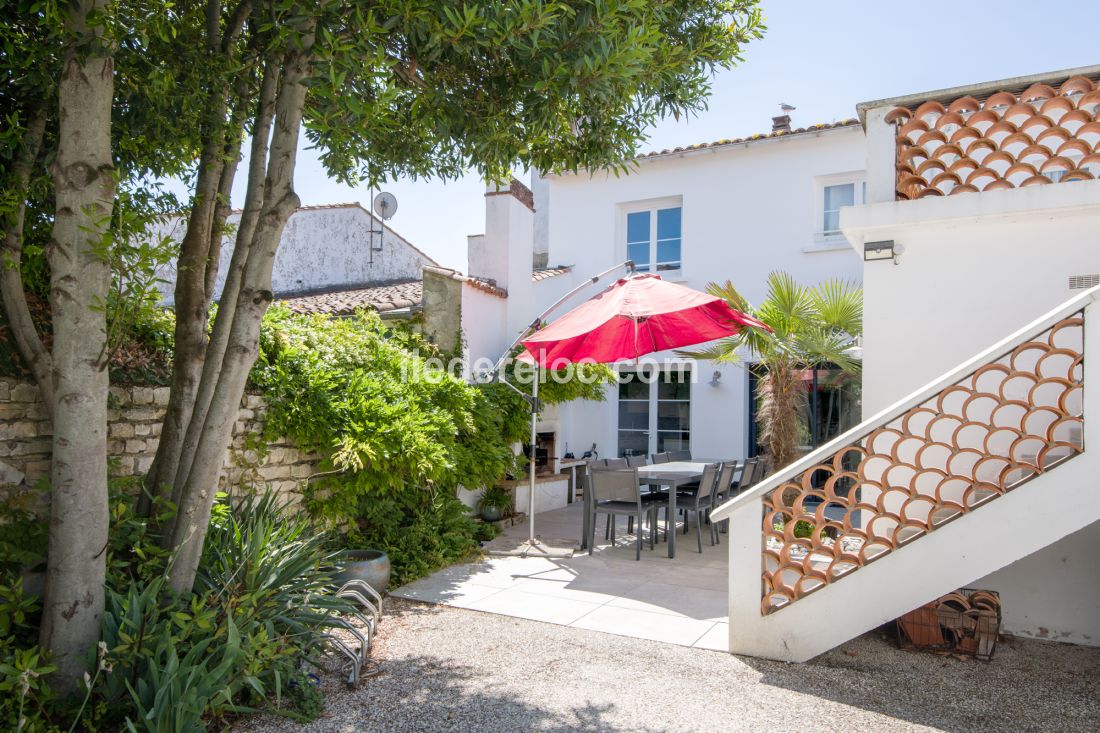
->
711, 284, 1100, 523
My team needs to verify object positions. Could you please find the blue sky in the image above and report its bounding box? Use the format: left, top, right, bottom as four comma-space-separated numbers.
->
196, 1, 1100, 269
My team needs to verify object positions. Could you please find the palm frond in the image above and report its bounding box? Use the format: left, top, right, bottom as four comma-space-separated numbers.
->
676, 337, 743, 364
756, 271, 814, 340
812, 278, 863, 336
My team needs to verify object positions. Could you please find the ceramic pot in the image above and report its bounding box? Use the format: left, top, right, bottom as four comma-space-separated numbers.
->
332, 549, 391, 594
480, 506, 502, 522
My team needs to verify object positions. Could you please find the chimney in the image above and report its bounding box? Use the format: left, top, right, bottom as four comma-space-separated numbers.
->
771, 114, 791, 134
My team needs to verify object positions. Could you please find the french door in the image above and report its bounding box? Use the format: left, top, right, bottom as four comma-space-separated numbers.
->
617, 366, 691, 458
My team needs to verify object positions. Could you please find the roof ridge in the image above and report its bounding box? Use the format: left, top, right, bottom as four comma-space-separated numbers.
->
635, 119, 861, 161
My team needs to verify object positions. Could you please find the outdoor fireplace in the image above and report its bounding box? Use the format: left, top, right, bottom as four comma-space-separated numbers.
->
523, 431, 557, 476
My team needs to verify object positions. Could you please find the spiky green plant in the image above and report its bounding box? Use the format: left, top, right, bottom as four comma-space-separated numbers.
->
682, 272, 862, 472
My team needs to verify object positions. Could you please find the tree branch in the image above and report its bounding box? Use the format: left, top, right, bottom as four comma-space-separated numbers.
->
0, 106, 53, 404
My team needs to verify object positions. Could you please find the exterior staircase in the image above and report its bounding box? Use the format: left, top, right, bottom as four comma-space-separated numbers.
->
710, 287, 1100, 662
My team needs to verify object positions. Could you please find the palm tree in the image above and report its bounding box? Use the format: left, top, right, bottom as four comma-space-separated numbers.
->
682, 271, 862, 472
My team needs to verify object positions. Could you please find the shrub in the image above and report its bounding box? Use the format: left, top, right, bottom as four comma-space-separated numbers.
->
97, 491, 352, 731
250, 306, 607, 584
0, 582, 57, 733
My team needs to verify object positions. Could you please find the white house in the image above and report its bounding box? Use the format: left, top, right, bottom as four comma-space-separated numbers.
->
712, 65, 1100, 661
459, 115, 868, 509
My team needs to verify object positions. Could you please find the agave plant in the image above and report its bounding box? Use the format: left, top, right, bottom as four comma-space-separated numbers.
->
682, 271, 862, 471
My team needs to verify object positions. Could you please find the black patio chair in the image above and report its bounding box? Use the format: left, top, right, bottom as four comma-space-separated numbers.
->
588, 468, 669, 560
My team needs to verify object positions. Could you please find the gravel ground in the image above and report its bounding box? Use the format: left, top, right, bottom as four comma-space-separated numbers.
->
235, 598, 1100, 733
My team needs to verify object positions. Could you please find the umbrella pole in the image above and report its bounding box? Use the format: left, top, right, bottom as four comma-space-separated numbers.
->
527, 376, 538, 546
489, 375, 573, 559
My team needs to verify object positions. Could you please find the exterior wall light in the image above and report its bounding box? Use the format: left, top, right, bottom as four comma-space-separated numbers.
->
709, 370, 722, 387
864, 240, 904, 265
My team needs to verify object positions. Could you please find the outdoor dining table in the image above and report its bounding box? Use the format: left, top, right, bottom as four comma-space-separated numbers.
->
582, 460, 715, 559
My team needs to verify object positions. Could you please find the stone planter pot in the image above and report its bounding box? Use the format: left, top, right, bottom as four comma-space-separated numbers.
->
480, 506, 503, 522
332, 549, 391, 595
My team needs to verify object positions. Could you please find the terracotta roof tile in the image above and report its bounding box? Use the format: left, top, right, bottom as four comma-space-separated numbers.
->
465, 277, 508, 298
636, 119, 861, 160
280, 280, 422, 316
531, 266, 572, 282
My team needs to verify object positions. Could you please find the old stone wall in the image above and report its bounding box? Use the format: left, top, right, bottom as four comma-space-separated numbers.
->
0, 378, 319, 499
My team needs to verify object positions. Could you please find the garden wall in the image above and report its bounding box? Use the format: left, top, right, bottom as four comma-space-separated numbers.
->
0, 378, 319, 500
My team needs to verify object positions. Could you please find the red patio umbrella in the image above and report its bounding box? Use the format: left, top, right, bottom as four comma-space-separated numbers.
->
496, 271, 768, 559
519, 273, 769, 367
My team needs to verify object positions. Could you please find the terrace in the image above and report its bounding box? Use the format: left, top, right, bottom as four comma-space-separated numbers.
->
392, 501, 731, 651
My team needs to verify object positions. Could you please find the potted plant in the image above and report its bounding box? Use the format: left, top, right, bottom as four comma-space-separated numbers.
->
332, 548, 391, 595
477, 485, 513, 522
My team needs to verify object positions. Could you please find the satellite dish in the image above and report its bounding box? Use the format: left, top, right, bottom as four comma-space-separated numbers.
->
373, 191, 398, 221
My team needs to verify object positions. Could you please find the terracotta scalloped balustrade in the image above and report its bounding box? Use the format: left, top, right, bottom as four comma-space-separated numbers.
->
761, 314, 1085, 614
888, 75, 1100, 200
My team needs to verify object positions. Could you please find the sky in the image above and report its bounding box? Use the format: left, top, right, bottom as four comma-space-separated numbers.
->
183, 1, 1100, 270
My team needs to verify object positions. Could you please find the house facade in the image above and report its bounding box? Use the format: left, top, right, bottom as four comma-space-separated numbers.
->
460, 117, 868, 485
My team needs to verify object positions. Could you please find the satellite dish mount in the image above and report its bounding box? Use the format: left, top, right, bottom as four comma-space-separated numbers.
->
367, 190, 398, 264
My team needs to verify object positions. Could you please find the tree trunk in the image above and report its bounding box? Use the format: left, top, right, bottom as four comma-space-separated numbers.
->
145, 104, 229, 501
0, 107, 53, 405
40, 0, 115, 695
144, 0, 253, 508
167, 59, 278, 532
167, 37, 313, 594
757, 357, 806, 473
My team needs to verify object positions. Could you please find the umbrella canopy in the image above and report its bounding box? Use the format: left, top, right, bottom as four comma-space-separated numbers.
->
519, 273, 769, 367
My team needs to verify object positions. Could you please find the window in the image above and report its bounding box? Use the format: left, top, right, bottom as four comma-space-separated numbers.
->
822, 183, 854, 235
816, 175, 866, 241
617, 366, 691, 457
625, 205, 681, 272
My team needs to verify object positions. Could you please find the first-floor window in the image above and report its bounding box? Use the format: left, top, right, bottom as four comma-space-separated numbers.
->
818, 176, 866, 239
822, 183, 854, 235
626, 205, 681, 272
617, 366, 691, 457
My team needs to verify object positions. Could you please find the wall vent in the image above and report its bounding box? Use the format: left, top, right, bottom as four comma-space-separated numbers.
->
1069, 274, 1100, 290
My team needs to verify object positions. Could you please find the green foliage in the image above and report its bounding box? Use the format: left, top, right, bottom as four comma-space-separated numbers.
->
347, 487, 496, 587
254, 306, 517, 495
98, 491, 352, 731
286, 671, 324, 721
306, 0, 766, 185
682, 271, 862, 469
0, 482, 48, 578
476, 484, 513, 514
251, 306, 600, 585
0, 582, 57, 733
104, 479, 174, 585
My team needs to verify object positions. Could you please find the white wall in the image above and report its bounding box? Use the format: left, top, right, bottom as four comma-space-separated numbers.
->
975, 521, 1100, 645
843, 180, 1100, 416
538, 126, 866, 461
155, 204, 434, 303
460, 285, 508, 380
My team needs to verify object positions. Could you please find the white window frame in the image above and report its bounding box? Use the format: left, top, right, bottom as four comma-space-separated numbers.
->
814, 173, 866, 245
618, 196, 684, 275
615, 363, 692, 458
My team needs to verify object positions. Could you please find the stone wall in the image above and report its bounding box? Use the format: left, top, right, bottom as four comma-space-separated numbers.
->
0, 378, 319, 499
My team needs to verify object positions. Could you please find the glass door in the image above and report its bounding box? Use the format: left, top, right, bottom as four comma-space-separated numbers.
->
656, 369, 691, 452
617, 370, 650, 458
617, 367, 691, 458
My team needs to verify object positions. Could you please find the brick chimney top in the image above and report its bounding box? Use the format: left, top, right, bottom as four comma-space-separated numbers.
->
771, 114, 791, 133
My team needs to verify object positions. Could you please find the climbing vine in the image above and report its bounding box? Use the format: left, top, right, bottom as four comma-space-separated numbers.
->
251, 306, 611, 583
